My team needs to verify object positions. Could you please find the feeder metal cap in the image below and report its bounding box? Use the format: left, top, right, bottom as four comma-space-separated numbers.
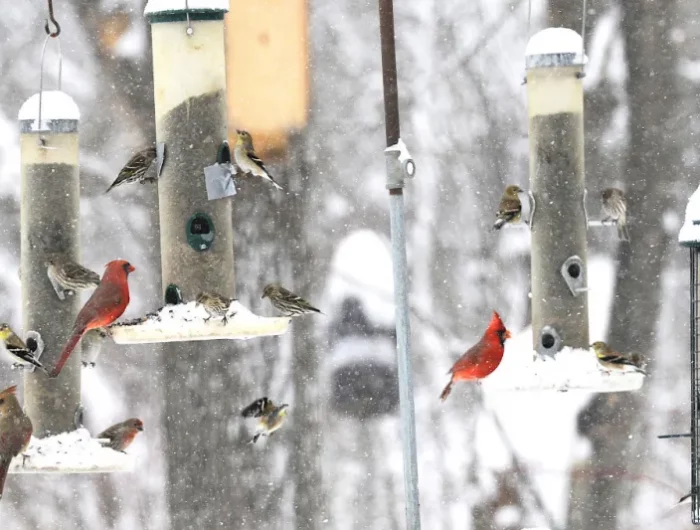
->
525, 28, 587, 69
679, 184, 700, 247
18, 91, 80, 133
145, 0, 228, 18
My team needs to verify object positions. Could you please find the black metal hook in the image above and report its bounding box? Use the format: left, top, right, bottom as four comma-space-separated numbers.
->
44, 0, 61, 37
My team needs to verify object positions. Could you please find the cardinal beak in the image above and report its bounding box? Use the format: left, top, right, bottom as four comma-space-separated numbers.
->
127, 264, 136, 273
505, 330, 512, 340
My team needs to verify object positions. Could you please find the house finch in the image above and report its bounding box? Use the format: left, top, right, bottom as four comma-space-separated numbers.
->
97, 418, 144, 452
591, 341, 645, 374
45, 256, 100, 301
262, 283, 322, 316
0, 324, 48, 374
601, 188, 630, 242
493, 185, 523, 230
51, 260, 135, 378
195, 292, 236, 325
440, 311, 511, 401
0, 385, 33, 501
106, 146, 157, 193
233, 130, 283, 190
241, 397, 289, 443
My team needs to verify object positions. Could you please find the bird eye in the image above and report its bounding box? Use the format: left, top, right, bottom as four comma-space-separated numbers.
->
0, 399, 5, 405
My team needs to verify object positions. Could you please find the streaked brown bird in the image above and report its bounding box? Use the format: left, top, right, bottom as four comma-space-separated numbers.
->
0, 385, 33, 501
601, 188, 630, 242
0, 324, 47, 374
45, 257, 100, 301
591, 341, 645, 375
493, 185, 523, 230
241, 397, 289, 443
196, 292, 236, 325
262, 283, 322, 317
106, 146, 157, 193
97, 418, 144, 452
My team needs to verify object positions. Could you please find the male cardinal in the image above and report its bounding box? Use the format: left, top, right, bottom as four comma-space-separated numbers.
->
0, 385, 33, 501
440, 311, 511, 401
97, 418, 144, 453
493, 185, 523, 230
262, 283, 322, 316
50, 260, 135, 378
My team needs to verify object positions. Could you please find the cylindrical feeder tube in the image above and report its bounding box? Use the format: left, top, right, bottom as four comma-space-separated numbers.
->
526, 28, 589, 351
18, 90, 81, 436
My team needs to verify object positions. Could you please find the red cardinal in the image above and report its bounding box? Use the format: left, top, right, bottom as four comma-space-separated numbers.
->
440, 311, 511, 401
0, 385, 33, 501
50, 260, 135, 378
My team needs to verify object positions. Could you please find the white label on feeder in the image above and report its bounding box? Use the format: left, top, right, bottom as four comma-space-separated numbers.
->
204, 163, 237, 200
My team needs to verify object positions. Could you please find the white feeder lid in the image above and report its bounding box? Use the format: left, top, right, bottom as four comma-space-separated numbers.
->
679, 184, 700, 247
18, 91, 79, 133
145, 0, 229, 15
525, 28, 587, 69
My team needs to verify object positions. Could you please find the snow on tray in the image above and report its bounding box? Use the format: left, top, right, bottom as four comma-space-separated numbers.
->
108, 301, 289, 344
679, 183, 700, 246
481, 326, 645, 393
525, 28, 587, 68
145, 0, 229, 15
18, 91, 80, 130
9, 428, 134, 474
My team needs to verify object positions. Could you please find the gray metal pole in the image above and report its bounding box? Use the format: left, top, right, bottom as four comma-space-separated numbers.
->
18, 90, 81, 436
378, 0, 421, 527
526, 28, 589, 354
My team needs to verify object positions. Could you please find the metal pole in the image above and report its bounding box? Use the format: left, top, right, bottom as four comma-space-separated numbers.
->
378, 0, 421, 528
526, 28, 589, 354
18, 90, 81, 436
691, 248, 700, 524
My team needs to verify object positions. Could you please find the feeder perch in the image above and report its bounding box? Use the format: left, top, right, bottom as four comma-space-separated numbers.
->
108, 300, 289, 344
8, 428, 135, 474
537, 325, 562, 359
561, 255, 587, 297
156, 142, 166, 176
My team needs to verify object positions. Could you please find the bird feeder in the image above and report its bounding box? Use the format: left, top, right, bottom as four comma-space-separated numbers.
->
678, 183, 700, 524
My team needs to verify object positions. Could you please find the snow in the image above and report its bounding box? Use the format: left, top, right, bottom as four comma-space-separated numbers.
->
144, 0, 229, 15
679, 183, 700, 246
17, 91, 80, 131
108, 300, 290, 344
525, 28, 587, 68
8, 429, 135, 474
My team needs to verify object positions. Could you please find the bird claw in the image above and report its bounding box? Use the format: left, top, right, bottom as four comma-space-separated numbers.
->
74, 405, 85, 429
81, 361, 96, 368
21, 453, 30, 467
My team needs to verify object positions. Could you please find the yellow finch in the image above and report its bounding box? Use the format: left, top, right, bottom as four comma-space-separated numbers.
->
106, 146, 158, 193
601, 188, 630, 242
0, 324, 47, 374
241, 397, 289, 444
493, 185, 523, 230
591, 341, 645, 374
233, 130, 283, 190
262, 283, 322, 316
195, 292, 236, 325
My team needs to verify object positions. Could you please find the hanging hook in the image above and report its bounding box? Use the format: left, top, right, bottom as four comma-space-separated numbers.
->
44, 0, 61, 38
185, 0, 194, 36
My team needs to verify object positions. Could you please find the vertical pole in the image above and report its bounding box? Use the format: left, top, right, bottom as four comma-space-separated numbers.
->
526, 28, 589, 352
377, 0, 421, 528
18, 90, 81, 436
145, 2, 234, 527
691, 248, 700, 524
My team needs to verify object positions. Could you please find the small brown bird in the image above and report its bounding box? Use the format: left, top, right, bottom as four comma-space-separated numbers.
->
601, 188, 630, 242
45, 257, 100, 301
196, 292, 237, 325
0, 385, 33, 501
591, 341, 645, 375
262, 283, 322, 316
493, 185, 523, 230
233, 130, 283, 190
106, 147, 158, 193
0, 324, 47, 374
241, 397, 289, 443
97, 418, 144, 452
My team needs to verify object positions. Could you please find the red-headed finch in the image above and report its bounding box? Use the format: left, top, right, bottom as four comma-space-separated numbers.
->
493, 185, 523, 230
97, 418, 144, 453
233, 130, 283, 190
51, 260, 135, 378
440, 311, 511, 401
241, 397, 289, 444
591, 341, 645, 375
0, 324, 47, 374
601, 188, 630, 242
0, 385, 33, 501
45, 257, 100, 301
106, 147, 157, 193
262, 283, 322, 316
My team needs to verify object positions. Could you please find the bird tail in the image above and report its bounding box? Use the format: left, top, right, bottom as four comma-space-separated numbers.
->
0, 457, 9, 501
618, 224, 630, 242
50, 327, 85, 378
439, 380, 453, 402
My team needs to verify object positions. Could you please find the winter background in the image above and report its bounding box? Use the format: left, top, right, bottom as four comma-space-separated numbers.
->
0, 0, 695, 529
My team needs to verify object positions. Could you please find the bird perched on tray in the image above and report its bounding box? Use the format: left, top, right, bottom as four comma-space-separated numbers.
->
196, 291, 237, 325
440, 311, 511, 401
493, 185, 523, 230
51, 260, 135, 378
45, 256, 101, 301
106, 146, 158, 193
591, 341, 646, 375
241, 397, 289, 444
0, 385, 33, 501
0, 324, 48, 374
97, 418, 144, 453
262, 283, 322, 317
233, 130, 283, 190
601, 188, 630, 242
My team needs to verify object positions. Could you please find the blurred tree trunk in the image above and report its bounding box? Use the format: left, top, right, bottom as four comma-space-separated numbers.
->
569, 0, 681, 528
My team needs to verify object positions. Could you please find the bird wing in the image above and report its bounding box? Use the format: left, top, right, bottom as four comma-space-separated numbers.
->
5, 332, 27, 352
497, 197, 522, 219
241, 397, 270, 418
63, 261, 100, 285
247, 149, 269, 173
279, 287, 321, 313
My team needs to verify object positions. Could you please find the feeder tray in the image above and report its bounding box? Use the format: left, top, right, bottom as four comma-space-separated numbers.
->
108, 300, 289, 344
9, 428, 134, 474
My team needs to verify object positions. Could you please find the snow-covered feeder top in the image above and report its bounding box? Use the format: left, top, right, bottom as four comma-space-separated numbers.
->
18, 91, 79, 134
145, 0, 228, 20
525, 28, 587, 69
679, 184, 700, 247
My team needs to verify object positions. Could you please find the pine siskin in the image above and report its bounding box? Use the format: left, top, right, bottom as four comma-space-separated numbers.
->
493, 185, 523, 230
262, 283, 322, 316
0, 324, 47, 374
106, 146, 158, 193
233, 130, 283, 190
45, 257, 100, 300
195, 291, 237, 325
591, 341, 646, 375
601, 188, 630, 242
241, 397, 289, 444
